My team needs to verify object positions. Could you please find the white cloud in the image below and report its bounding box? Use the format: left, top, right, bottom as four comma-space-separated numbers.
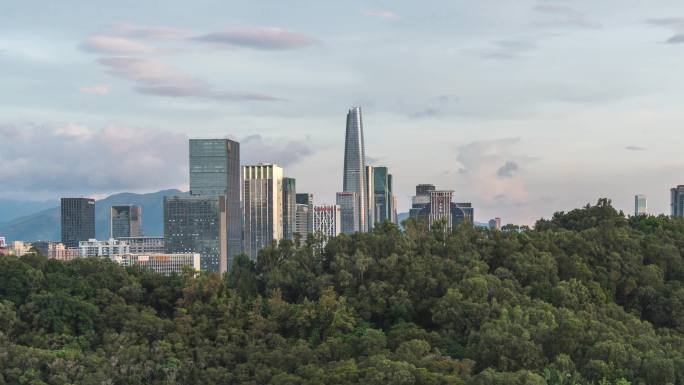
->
79, 84, 110, 95
194, 28, 319, 50
79, 35, 155, 54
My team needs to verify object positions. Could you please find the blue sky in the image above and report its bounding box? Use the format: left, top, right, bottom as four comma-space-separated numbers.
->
2, 0, 684, 224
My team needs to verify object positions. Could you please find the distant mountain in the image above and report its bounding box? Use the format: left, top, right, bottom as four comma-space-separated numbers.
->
0, 199, 58, 224
0, 189, 186, 242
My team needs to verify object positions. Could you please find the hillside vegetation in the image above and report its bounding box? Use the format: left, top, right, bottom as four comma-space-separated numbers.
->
2, 199, 684, 385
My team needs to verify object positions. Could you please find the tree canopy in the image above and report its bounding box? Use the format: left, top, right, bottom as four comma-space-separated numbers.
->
2, 199, 684, 384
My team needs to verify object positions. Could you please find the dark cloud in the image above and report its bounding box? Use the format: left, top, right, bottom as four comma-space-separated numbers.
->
241, 134, 313, 167
625, 145, 646, 151
667, 34, 684, 44
497, 161, 520, 178
97, 57, 282, 101
194, 28, 319, 50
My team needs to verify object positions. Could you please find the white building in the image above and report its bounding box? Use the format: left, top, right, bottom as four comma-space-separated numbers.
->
113, 253, 200, 276
116, 236, 164, 254
243, 164, 283, 259
313, 205, 341, 240
0, 237, 6, 247
79, 238, 130, 258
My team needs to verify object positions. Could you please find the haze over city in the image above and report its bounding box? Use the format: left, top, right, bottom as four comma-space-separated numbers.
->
3, 0, 684, 224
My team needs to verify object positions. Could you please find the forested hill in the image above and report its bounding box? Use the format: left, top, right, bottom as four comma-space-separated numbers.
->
2, 199, 684, 385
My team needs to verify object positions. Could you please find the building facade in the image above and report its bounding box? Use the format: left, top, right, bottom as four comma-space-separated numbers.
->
61, 198, 95, 248
429, 190, 454, 229
116, 236, 164, 254
243, 164, 283, 260
365, 166, 375, 230
452, 202, 474, 227
113, 253, 201, 276
343, 107, 368, 232
635, 194, 647, 216
282, 177, 297, 240
488, 218, 502, 230
336, 192, 359, 234
295, 193, 314, 241
672, 186, 684, 217
313, 205, 341, 239
189, 139, 241, 264
79, 238, 130, 258
163, 195, 228, 272
110, 205, 142, 238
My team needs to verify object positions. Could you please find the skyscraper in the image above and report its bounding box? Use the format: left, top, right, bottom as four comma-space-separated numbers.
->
282, 177, 297, 240
409, 184, 434, 224
343, 106, 367, 232
365, 166, 375, 230
488, 218, 502, 230
243, 164, 283, 259
429, 190, 454, 229
295, 193, 314, 242
163, 195, 227, 272
634, 194, 647, 216
313, 205, 341, 240
189, 139, 241, 264
373, 166, 395, 223
336, 192, 359, 234
110, 205, 142, 238
452, 202, 474, 226
671, 186, 684, 217
61, 198, 95, 248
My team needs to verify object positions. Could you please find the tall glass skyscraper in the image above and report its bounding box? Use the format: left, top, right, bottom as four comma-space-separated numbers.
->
61, 198, 95, 248
282, 177, 297, 240
188, 139, 241, 265
671, 186, 684, 217
243, 164, 283, 260
336, 192, 359, 234
110, 205, 142, 238
365, 166, 375, 230
634, 194, 647, 216
343, 107, 367, 232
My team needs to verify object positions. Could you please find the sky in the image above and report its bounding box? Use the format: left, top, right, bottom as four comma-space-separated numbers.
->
2, 0, 684, 225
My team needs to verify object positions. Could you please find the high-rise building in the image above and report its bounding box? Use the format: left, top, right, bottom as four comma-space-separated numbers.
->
429, 190, 454, 229
634, 194, 647, 216
61, 198, 96, 248
313, 205, 341, 240
110, 205, 142, 238
365, 166, 375, 230
374, 167, 391, 223
388, 174, 396, 224
295, 193, 314, 242
336, 192, 359, 234
488, 218, 502, 230
163, 195, 227, 273
243, 164, 283, 259
671, 186, 684, 217
79, 238, 130, 258
189, 139, 241, 264
282, 177, 297, 240
343, 107, 367, 232
409, 184, 434, 224
116, 236, 164, 254
452, 202, 474, 227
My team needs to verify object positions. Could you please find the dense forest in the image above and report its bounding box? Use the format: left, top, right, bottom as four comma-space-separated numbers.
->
3, 199, 684, 384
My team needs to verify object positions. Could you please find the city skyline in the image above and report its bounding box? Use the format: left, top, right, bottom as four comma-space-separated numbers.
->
3, 1, 684, 225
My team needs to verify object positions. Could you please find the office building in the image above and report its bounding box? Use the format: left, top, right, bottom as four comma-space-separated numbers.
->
672, 186, 684, 217
453, 202, 474, 226
113, 253, 201, 276
388, 174, 396, 223
189, 139, 241, 263
430, 190, 454, 229
282, 177, 297, 240
343, 106, 368, 232
243, 164, 283, 259
366, 166, 375, 230
313, 205, 341, 239
110, 205, 142, 238
79, 238, 130, 258
336, 192, 359, 234
634, 194, 647, 216
374, 167, 396, 224
409, 184, 474, 230
295, 193, 314, 242
488, 218, 502, 230
61, 198, 95, 248
164, 195, 228, 273
116, 236, 164, 254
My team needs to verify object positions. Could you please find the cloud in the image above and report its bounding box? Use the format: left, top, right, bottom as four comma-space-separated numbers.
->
80, 84, 110, 95
533, 3, 600, 28
645, 17, 684, 44
456, 138, 535, 205
625, 145, 645, 151
361, 9, 399, 20
107, 22, 191, 39
194, 28, 319, 50
497, 161, 520, 178
241, 134, 313, 166
0, 123, 188, 195
481, 39, 537, 60
666, 34, 684, 44
97, 57, 281, 101
79, 35, 155, 55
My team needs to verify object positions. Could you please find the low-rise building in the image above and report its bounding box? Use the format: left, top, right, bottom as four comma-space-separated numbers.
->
79, 238, 130, 258
116, 236, 164, 254
113, 253, 200, 275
